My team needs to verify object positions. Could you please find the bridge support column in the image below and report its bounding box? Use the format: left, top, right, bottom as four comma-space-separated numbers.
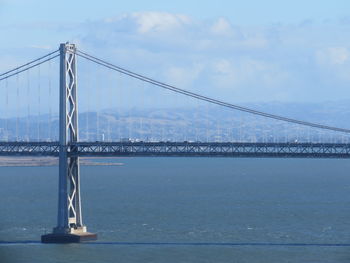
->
41, 43, 96, 243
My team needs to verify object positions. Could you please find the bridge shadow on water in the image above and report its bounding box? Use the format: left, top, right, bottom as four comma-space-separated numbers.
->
1, 241, 350, 247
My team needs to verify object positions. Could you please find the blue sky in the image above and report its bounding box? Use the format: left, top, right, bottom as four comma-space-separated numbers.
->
1, 0, 350, 25
1, 0, 350, 105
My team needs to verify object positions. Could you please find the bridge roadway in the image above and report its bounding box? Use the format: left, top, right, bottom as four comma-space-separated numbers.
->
0, 141, 350, 158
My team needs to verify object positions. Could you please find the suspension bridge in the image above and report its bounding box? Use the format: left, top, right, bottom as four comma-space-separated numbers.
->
1, 43, 350, 243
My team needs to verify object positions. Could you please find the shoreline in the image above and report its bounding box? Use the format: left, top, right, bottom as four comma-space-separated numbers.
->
0, 157, 124, 167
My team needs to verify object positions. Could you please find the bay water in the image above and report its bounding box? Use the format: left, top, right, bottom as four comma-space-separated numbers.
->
1, 158, 350, 262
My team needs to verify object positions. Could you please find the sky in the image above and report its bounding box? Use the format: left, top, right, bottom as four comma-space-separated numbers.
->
1, 0, 350, 104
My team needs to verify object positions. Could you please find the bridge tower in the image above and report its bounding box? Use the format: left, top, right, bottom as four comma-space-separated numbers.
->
41, 43, 97, 243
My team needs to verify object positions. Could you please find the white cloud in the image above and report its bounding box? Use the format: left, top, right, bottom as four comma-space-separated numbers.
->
213, 59, 234, 75
210, 17, 233, 36
164, 63, 204, 88
3, 11, 350, 103
105, 12, 192, 34
76, 13, 350, 102
210, 58, 289, 96
131, 12, 192, 34
316, 47, 349, 66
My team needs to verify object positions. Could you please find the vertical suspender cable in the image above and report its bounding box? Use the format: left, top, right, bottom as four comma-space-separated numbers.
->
206, 101, 209, 142
48, 58, 52, 141
0, 79, 3, 140
140, 80, 144, 141
117, 73, 122, 140
296, 124, 299, 143
148, 84, 152, 141
26, 70, 30, 141
163, 88, 167, 141
0, 79, 3, 141
195, 95, 199, 142
185, 95, 189, 141
148, 82, 152, 141
127, 78, 131, 140
216, 108, 220, 142
16, 70, 19, 141
5, 79, 8, 141
231, 111, 234, 142
107, 70, 111, 141
96, 67, 100, 141
182, 94, 186, 142
37, 64, 41, 141
240, 113, 243, 142
86, 62, 90, 141
0, 79, 2, 140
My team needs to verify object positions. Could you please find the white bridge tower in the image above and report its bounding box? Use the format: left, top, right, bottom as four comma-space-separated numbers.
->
41, 43, 96, 243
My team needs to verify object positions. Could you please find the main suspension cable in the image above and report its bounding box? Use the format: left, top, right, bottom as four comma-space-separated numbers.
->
0, 50, 59, 77
76, 49, 350, 134
0, 54, 59, 82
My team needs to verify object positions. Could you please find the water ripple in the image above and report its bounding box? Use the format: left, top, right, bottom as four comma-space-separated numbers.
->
1, 241, 350, 247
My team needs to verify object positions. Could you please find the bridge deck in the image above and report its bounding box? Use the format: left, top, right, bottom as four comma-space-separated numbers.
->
0, 141, 350, 158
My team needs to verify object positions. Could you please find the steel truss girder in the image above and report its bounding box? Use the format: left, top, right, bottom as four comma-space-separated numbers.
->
1, 142, 350, 158
71, 142, 350, 158
0, 142, 59, 156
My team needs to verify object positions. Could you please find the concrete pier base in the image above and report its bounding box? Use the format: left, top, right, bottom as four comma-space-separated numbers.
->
41, 231, 97, 243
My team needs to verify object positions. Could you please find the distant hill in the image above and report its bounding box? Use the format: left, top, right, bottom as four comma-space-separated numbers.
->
1, 101, 349, 142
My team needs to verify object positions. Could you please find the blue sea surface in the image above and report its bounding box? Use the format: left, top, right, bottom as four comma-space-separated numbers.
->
1, 158, 350, 262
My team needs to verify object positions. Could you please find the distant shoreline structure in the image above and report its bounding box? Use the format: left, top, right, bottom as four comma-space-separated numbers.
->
0, 157, 124, 167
